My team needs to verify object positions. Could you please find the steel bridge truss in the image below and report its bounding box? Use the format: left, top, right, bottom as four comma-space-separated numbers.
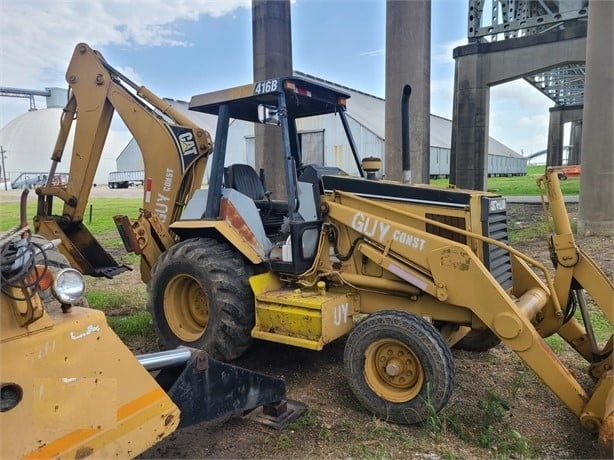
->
467, 0, 589, 107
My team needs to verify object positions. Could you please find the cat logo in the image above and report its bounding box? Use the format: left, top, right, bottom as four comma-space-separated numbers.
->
169, 126, 199, 171
178, 132, 197, 157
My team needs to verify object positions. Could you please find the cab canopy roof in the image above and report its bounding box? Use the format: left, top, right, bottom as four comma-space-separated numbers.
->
189, 76, 350, 123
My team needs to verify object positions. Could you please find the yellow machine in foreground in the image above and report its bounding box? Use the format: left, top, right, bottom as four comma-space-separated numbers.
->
32, 43, 613, 455
1, 191, 299, 458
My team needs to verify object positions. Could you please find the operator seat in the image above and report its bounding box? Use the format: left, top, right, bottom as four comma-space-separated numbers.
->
224, 163, 288, 217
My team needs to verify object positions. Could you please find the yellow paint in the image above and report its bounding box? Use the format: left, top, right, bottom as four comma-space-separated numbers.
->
251, 284, 356, 349
2, 307, 180, 459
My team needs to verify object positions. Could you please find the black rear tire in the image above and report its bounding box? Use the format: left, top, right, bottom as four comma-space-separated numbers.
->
454, 329, 501, 352
344, 310, 454, 424
147, 238, 255, 361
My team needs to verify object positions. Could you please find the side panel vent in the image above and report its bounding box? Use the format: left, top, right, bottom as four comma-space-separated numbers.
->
481, 197, 513, 290
425, 214, 467, 244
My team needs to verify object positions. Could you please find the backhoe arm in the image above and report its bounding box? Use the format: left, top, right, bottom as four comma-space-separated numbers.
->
35, 43, 212, 277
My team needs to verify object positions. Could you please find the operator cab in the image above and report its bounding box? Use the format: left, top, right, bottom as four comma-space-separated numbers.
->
183, 76, 363, 274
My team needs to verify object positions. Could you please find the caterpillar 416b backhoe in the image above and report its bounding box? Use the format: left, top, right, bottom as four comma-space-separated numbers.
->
31, 43, 613, 455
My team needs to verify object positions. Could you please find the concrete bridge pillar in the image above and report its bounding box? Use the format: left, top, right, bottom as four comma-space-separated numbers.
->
252, 0, 292, 198
569, 121, 582, 165
384, 0, 431, 184
578, 0, 614, 235
547, 107, 564, 166
451, 25, 586, 190
450, 53, 489, 189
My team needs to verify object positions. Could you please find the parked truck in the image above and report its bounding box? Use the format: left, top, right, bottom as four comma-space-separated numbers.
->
11, 172, 49, 189
10, 172, 69, 189
108, 170, 144, 188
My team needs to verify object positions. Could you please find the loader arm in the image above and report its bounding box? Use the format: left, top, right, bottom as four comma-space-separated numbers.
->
538, 171, 614, 371
34, 43, 212, 277
323, 183, 612, 437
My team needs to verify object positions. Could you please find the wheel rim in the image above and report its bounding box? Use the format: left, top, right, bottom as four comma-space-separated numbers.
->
163, 273, 209, 342
363, 338, 424, 403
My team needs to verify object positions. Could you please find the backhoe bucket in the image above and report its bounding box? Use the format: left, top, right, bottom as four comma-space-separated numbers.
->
35, 218, 130, 278
142, 348, 305, 429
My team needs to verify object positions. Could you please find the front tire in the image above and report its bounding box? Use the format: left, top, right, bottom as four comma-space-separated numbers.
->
344, 310, 454, 424
147, 238, 255, 361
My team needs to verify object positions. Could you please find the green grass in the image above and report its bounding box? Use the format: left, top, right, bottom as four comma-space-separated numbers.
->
441, 391, 531, 458
0, 197, 142, 232
546, 300, 611, 354
85, 285, 150, 340
81, 198, 142, 233
287, 408, 318, 430
430, 165, 580, 196
508, 218, 548, 245
1, 167, 577, 233
107, 312, 153, 340
86, 288, 147, 312
87, 291, 132, 311
274, 433, 293, 450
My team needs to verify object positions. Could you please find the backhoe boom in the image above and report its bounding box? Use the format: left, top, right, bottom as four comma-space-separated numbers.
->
34, 43, 213, 277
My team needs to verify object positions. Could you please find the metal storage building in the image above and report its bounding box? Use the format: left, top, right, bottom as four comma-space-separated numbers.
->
114, 72, 527, 181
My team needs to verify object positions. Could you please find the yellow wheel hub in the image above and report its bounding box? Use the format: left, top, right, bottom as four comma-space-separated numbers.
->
363, 338, 424, 403
163, 274, 208, 342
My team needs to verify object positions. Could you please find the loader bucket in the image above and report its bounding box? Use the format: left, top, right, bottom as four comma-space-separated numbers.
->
144, 348, 305, 429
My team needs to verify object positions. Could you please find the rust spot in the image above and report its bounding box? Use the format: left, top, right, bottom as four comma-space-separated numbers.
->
220, 199, 260, 247
599, 411, 614, 459
164, 414, 175, 426
75, 446, 94, 459
441, 248, 471, 271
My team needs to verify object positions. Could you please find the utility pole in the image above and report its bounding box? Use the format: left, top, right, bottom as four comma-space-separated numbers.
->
0, 146, 7, 191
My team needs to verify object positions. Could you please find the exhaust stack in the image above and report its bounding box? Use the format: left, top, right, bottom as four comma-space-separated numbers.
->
401, 84, 412, 183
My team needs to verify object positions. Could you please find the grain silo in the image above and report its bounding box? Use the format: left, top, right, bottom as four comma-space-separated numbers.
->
0, 87, 132, 186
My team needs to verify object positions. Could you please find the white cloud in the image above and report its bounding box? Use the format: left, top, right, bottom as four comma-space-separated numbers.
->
112, 66, 142, 86
489, 79, 552, 154
491, 79, 553, 112
359, 49, 384, 57
0, 0, 250, 90
0, 0, 249, 179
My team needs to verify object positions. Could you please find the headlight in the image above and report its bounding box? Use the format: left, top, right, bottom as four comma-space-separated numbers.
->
52, 268, 85, 304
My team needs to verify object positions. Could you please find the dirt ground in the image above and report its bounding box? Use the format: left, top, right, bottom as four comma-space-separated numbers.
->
9, 186, 608, 459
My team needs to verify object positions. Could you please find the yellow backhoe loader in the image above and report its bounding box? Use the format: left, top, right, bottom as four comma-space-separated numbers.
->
29, 43, 613, 456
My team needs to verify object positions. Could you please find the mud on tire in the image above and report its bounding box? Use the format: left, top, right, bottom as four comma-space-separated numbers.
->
147, 237, 255, 361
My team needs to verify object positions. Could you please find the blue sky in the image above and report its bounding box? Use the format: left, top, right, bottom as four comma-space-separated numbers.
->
0, 0, 553, 157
